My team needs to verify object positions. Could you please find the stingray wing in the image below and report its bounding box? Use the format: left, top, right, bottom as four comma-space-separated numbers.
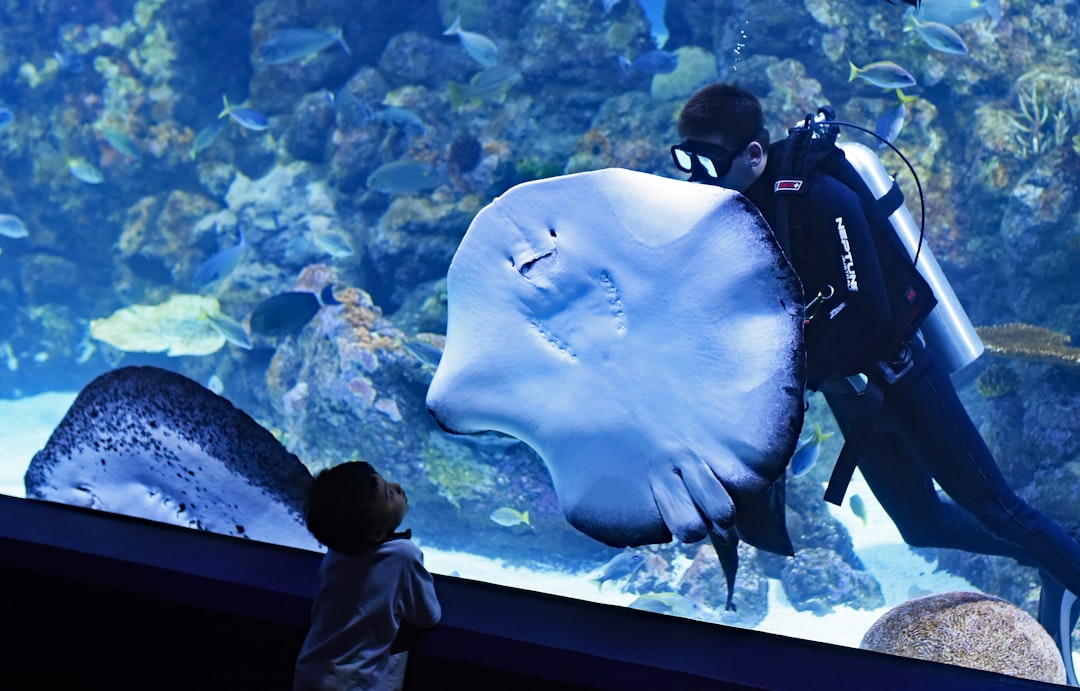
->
427, 168, 804, 548
24, 365, 319, 550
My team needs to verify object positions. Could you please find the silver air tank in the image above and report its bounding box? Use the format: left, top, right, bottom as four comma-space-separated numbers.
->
839, 141, 984, 373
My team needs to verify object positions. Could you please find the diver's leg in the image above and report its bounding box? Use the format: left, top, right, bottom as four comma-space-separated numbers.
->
888, 351, 1080, 594
824, 388, 1028, 558
1040, 571, 1080, 685
885, 348, 1080, 681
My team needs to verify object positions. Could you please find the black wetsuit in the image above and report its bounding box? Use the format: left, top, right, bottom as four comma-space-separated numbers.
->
738, 144, 1080, 597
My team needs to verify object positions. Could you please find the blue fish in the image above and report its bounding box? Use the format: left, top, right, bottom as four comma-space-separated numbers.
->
201, 309, 253, 350
850, 494, 868, 525
54, 49, 84, 75
371, 107, 427, 136
366, 160, 443, 195
916, 0, 1000, 26
219, 95, 269, 132
849, 60, 917, 89
589, 551, 645, 589
789, 424, 834, 478
258, 27, 350, 65
442, 15, 498, 68
189, 121, 224, 160
618, 50, 679, 76
249, 284, 339, 338
906, 12, 969, 53
628, 592, 698, 616
0, 108, 13, 130
875, 101, 907, 146
193, 227, 245, 287
404, 339, 443, 370
489, 507, 530, 527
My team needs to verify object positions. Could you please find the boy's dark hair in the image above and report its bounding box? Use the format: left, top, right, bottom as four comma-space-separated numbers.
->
678, 82, 770, 149
305, 460, 381, 554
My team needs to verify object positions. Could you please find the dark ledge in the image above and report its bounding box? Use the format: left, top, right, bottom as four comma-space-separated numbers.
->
0, 494, 1057, 690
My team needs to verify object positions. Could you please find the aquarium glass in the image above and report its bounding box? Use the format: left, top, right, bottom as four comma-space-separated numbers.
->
2, 0, 1079, 683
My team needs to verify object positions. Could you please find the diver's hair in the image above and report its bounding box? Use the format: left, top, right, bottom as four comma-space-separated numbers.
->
678, 82, 770, 149
305, 460, 381, 554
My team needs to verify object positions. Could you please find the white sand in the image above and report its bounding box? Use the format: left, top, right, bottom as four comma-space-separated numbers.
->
0, 392, 1036, 657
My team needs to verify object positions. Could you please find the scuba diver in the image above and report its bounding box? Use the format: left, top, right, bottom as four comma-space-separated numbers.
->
672, 82, 1080, 683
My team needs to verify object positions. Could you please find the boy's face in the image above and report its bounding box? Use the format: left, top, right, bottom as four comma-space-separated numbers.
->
368, 473, 409, 543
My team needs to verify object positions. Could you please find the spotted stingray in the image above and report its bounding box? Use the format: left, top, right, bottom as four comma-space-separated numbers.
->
426, 168, 805, 608
24, 365, 319, 550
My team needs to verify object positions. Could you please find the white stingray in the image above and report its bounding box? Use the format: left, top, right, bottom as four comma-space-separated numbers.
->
427, 168, 805, 549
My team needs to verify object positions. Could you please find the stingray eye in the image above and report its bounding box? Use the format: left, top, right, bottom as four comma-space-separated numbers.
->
549, 228, 557, 237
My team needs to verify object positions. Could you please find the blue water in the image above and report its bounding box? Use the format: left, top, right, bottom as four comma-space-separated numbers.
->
1, 0, 1079, 680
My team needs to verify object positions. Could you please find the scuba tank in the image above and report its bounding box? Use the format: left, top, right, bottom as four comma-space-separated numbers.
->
838, 141, 984, 373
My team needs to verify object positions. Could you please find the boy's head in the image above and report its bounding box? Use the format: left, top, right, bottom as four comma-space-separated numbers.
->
305, 461, 410, 554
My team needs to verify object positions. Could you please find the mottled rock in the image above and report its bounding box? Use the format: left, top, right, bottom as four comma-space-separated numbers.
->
283, 90, 336, 163
861, 591, 1065, 684
678, 542, 769, 628
780, 547, 883, 615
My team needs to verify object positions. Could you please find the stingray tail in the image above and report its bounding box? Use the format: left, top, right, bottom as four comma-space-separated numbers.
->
708, 525, 739, 612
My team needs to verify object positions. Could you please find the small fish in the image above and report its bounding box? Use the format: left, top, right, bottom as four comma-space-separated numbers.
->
219, 95, 269, 132
0, 213, 28, 239
850, 493, 868, 525
490, 507, 530, 527
916, 0, 1000, 26
207, 374, 225, 395
371, 107, 427, 136
202, 309, 253, 350
875, 100, 907, 147
189, 122, 224, 160
2, 341, 17, 372
448, 65, 520, 108
249, 284, 339, 338
193, 227, 246, 287
442, 15, 498, 68
875, 102, 907, 146
366, 160, 442, 195
67, 157, 104, 184
789, 424, 835, 478
886, 0, 920, 7
600, 0, 623, 12
628, 592, 698, 616
333, 89, 373, 129
312, 226, 354, 258
258, 27, 350, 65
618, 50, 679, 76
848, 60, 917, 89
96, 124, 141, 159
404, 339, 443, 370
53, 49, 84, 75
589, 551, 645, 589
0, 108, 12, 129
906, 12, 969, 54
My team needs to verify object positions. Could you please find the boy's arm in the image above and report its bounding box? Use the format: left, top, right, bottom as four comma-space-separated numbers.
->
391, 546, 442, 652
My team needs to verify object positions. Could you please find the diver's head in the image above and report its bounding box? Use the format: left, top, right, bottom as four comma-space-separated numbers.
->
675, 83, 769, 192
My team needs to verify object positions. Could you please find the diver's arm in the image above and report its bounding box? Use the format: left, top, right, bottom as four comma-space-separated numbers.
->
801, 176, 891, 388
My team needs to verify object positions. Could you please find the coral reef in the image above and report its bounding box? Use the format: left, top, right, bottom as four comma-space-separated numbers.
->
860, 592, 1065, 684
976, 323, 1080, 368
88, 293, 229, 356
